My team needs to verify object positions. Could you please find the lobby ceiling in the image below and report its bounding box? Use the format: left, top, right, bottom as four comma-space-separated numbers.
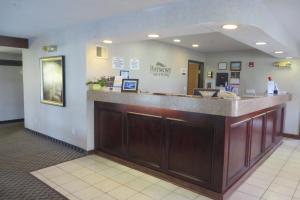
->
159, 32, 254, 53
0, 0, 176, 38
0, 0, 299, 58
263, 0, 300, 44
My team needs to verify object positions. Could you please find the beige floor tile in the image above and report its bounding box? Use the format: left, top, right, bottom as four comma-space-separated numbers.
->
229, 191, 259, 200
162, 192, 190, 200
80, 172, 107, 185
102, 160, 121, 167
57, 161, 83, 173
293, 189, 300, 198
142, 184, 171, 200
194, 195, 213, 200
272, 177, 298, 189
74, 157, 98, 167
31, 171, 47, 181
60, 179, 90, 193
257, 166, 280, 176
174, 188, 199, 199
237, 183, 266, 197
85, 163, 109, 172
245, 176, 271, 189
128, 193, 153, 200
262, 190, 292, 200
94, 179, 121, 192
38, 166, 66, 179
108, 185, 138, 200
110, 172, 137, 184
66, 194, 80, 200
114, 164, 132, 172
268, 183, 296, 197
91, 193, 117, 200
52, 185, 70, 196
98, 167, 123, 178
156, 180, 178, 191
73, 187, 104, 200
127, 169, 146, 177
277, 171, 300, 181
50, 173, 78, 185
71, 168, 95, 178
141, 174, 161, 183
127, 178, 154, 191
251, 171, 275, 182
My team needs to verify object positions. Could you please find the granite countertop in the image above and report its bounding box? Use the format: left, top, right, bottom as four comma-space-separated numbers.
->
87, 90, 292, 117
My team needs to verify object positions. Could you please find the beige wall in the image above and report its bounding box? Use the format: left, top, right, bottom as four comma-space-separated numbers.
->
205, 50, 300, 135
87, 40, 206, 94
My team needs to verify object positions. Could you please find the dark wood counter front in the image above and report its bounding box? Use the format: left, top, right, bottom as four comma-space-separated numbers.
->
94, 101, 285, 200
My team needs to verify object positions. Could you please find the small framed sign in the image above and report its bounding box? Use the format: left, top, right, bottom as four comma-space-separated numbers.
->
230, 61, 242, 71
120, 70, 129, 79
218, 62, 227, 70
121, 79, 139, 93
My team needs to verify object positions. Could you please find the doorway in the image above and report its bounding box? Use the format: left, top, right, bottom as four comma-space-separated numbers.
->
187, 60, 204, 95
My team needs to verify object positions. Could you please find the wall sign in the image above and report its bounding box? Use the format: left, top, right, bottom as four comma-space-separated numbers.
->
249, 62, 255, 68
129, 58, 140, 70
112, 57, 124, 69
150, 62, 172, 77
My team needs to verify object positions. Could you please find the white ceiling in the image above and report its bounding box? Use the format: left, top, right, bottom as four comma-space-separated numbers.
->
159, 32, 254, 53
0, 0, 175, 38
264, 0, 300, 44
0, 0, 299, 58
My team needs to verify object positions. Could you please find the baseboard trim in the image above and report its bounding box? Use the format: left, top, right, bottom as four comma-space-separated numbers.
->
25, 128, 87, 154
281, 133, 300, 140
0, 118, 24, 124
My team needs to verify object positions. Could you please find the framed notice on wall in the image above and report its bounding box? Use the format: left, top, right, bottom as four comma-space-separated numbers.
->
218, 62, 227, 70
230, 61, 242, 71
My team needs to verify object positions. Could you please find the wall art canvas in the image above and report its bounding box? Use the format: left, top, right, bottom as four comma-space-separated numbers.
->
40, 56, 65, 107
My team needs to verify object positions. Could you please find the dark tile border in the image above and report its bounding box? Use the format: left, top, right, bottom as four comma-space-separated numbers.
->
281, 133, 300, 140
25, 128, 88, 154
0, 118, 24, 124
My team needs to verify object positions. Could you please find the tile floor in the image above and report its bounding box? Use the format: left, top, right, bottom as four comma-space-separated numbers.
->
32, 138, 300, 200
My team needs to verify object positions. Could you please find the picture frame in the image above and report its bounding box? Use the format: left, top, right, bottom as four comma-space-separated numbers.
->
218, 62, 227, 70
40, 56, 66, 107
120, 70, 129, 79
230, 61, 242, 71
121, 79, 139, 93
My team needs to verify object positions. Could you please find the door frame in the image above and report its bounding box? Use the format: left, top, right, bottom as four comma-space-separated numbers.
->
187, 60, 205, 95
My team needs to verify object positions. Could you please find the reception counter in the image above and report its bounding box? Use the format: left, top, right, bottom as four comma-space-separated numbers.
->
88, 90, 291, 200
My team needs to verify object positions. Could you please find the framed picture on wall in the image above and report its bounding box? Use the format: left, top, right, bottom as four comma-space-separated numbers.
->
40, 56, 66, 107
230, 61, 242, 71
120, 70, 129, 79
121, 79, 139, 93
218, 62, 227, 70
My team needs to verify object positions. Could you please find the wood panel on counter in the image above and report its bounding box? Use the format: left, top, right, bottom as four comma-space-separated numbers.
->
94, 101, 285, 199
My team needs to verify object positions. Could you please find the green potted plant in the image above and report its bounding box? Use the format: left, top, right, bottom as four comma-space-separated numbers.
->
86, 77, 107, 90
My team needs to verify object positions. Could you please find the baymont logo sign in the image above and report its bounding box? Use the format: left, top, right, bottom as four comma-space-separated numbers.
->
150, 62, 171, 77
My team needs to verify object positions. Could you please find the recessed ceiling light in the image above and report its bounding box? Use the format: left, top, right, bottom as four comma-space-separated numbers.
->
255, 42, 267, 45
103, 40, 112, 44
286, 57, 293, 59
148, 34, 160, 38
274, 50, 284, 54
173, 39, 181, 43
192, 44, 199, 48
222, 24, 238, 30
